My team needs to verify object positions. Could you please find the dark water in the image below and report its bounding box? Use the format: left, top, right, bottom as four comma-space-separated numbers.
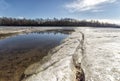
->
0, 29, 73, 81
0, 31, 68, 54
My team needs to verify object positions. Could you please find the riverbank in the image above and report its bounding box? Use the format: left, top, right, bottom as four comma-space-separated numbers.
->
21, 27, 120, 81
0, 27, 64, 34
21, 28, 85, 81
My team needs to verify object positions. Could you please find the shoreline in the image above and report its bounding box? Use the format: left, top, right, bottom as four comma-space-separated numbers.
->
0, 27, 120, 81
21, 28, 85, 81
21, 27, 120, 81
0, 27, 75, 81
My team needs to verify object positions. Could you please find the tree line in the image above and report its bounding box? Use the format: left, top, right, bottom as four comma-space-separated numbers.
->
0, 17, 119, 27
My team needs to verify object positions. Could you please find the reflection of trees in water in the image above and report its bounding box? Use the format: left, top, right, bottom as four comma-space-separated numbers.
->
0, 29, 72, 81
32, 29, 74, 35
0, 33, 17, 39
0, 29, 74, 40
0, 29, 70, 81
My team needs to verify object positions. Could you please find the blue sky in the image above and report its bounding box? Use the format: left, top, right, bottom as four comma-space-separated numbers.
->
0, 0, 120, 24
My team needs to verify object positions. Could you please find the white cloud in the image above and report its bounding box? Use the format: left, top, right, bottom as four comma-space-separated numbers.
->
0, 0, 9, 10
65, 0, 117, 12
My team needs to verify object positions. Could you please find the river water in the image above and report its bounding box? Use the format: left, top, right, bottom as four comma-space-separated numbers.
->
0, 27, 74, 81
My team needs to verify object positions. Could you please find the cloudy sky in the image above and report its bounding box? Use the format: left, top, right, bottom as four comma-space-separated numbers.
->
0, 0, 120, 24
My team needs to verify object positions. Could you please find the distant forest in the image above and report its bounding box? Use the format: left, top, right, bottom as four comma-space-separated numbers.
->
0, 17, 119, 27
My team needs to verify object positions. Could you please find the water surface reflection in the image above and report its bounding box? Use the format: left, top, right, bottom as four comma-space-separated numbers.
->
0, 29, 73, 81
